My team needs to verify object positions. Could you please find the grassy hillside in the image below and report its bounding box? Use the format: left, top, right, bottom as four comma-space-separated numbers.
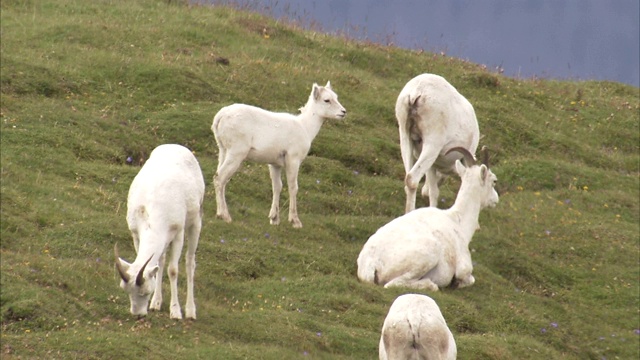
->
1, 1, 638, 359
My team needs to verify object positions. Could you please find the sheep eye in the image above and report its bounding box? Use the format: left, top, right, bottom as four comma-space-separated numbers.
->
324, 99, 331, 103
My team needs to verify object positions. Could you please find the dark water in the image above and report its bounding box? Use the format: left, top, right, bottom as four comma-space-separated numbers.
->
199, 0, 639, 87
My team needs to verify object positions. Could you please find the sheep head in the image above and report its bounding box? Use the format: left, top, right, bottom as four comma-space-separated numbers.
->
114, 243, 159, 317
308, 82, 347, 119
447, 146, 499, 209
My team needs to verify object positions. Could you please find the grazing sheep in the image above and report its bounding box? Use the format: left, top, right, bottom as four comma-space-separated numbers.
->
115, 144, 205, 319
357, 147, 498, 291
211, 81, 346, 228
396, 73, 480, 213
379, 294, 457, 360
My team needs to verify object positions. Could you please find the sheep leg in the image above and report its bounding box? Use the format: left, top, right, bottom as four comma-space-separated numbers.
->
285, 160, 302, 228
383, 275, 440, 292
425, 167, 441, 207
131, 230, 140, 253
168, 231, 184, 319
452, 274, 475, 289
268, 165, 283, 225
398, 127, 415, 175
404, 145, 439, 212
184, 220, 201, 320
149, 251, 166, 311
213, 154, 244, 222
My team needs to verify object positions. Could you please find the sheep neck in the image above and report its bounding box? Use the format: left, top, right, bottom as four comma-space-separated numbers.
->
448, 179, 483, 243
132, 231, 168, 268
298, 106, 326, 140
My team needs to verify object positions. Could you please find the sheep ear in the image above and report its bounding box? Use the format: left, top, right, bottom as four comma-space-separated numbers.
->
454, 159, 466, 177
325, 81, 332, 89
147, 265, 159, 279
480, 165, 489, 183
312, 83, 320, 99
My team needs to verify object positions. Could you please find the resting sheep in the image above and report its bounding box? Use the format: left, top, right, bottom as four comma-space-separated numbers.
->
211, 81, 346, 228
115, 144, 205, 319
379, 294, 457, 360
357, 147, 498, 291
396, 73, 480, 213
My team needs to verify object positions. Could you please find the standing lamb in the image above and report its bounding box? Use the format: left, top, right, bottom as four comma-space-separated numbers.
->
379, 294, 457, 360
211, 81, 346, 228
114, 144, 205, 319
357, 147, 498, 291
396, 73, 480, 213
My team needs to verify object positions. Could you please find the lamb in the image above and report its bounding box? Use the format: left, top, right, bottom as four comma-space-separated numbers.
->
211, 81, 346, 228
379, 294, 457, 360
357, 147, 498, 291
114, 144, 205, 319
396, 73, 480, 213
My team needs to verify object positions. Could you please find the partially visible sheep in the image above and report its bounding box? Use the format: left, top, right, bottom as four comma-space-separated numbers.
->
396, 73, 480, 213
379, 294, 457, 360
357, 147, 498, 291
212, 81, 346, 228
115, 144, 205, 319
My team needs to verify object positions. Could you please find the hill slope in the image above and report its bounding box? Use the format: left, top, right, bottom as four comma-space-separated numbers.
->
1, 1, 638, 359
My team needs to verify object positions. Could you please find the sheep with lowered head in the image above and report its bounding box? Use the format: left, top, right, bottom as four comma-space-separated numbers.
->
115, 144, 205, 319
379, 294, 457, 360
357, 147, 498, 291
396, 73, 480, 213
211, 81, 346, 228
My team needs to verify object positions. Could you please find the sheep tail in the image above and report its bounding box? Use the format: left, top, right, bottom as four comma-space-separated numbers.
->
212, 111, 224, 138
395, 93, 412, 131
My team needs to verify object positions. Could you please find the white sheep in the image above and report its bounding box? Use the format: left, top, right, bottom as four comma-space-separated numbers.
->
114, 144, 205, 319
211, 81, 346, 228
396, 73, 480, 213
379, 294, 457, 360
357, 147, 498, 291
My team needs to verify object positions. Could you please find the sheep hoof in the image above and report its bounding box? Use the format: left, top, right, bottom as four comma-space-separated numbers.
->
185, 309, 196, 320
217, 213, 232, 223
170, 306, 183, 320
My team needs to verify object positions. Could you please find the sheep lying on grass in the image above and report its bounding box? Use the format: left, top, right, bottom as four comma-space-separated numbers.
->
211, 81, 346, 228
396, 73, 480, 213
357, 147, 498, 291
379, 294, 456, 360
115, 144, 205, 319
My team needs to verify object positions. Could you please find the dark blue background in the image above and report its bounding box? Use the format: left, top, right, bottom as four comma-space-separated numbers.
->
200, 0, 640, 87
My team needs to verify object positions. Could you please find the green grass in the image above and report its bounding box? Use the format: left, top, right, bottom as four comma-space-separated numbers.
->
1, 0, 639, 359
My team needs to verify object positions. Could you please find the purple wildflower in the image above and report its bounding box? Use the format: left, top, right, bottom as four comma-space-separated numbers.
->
541, 328, 547, 334
126, 156, 133, 164
551, 322, 558, 328
316, 332, 322, 337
